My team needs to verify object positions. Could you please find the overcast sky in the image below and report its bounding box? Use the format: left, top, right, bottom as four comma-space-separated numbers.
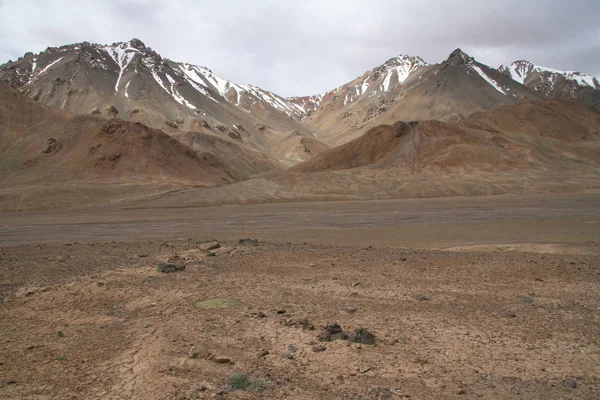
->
1, 0, 599, 96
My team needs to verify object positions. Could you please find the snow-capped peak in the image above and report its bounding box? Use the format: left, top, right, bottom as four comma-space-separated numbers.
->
499, 60, 599, 89
377, 55, 428, 91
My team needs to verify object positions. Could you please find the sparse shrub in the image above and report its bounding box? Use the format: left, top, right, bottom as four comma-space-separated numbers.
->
250, 379, 267, 391
228, 373, 250, 390
228, 373, 266, 391
523, 296, 534, 304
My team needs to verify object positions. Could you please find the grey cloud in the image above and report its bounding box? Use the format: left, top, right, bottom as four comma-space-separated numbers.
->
1, 0, 599, 96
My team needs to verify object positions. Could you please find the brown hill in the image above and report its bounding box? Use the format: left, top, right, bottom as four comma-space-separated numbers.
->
134, 98, 600, 209
289, 99, 600, 176
0, 82, 234, 187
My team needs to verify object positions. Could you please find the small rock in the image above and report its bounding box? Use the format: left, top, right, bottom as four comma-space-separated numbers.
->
209, 355, 232, 364
156, 263, 185, 273
348, 328, 376, 345
351, 282, 361, 288
199, 241, 221, 251
287, 345, 298, 353
256, 350, 269, 358
563, 379, 577, 389
312, 345, 327, 352
319, 324, 348, 342
239, 238, 259, 246
504, 312, 517, 318
256, 311, 268, 318
277, 309, 287, 315
188, 345, 197, 359
359, 366, 371, 374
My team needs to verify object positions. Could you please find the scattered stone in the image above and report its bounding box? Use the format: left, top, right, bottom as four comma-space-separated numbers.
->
199, 241, 221, 251
563, 379, 577, 389
277, 309, 287, 315
209, 355, 232, 364
256, 350, 269, 358
256, 311, 268, 318
137, 253, 149, 258
359, 366, 372, 374
239, 238, 259, 246
283, 352, 294, 360
535, 278, 544, 282
318, 324, 348, 342
344, 307, 358, 314
156, 263, 185, 273
312, 345, 327, 352
42, 138, 61, 154
348, 328, 376, 345
411, 293, 429, 301
107, 152, 121, 161
188, 345, 197, 359
351, 282, 361, 288
504, 312, 517, 318
283, 317, 315, 330
207, 252, 217, 257
287, 345, 298, 353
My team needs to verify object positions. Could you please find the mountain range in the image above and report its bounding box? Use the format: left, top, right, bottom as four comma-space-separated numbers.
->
1, 39, 599, 211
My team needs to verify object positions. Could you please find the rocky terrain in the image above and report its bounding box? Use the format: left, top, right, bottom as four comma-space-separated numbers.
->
1, 191, 599, 399
0, 39, 325, 166
500, 60, 600, 108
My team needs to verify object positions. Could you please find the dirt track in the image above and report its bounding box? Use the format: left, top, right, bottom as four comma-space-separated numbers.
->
1, 193, 599, 399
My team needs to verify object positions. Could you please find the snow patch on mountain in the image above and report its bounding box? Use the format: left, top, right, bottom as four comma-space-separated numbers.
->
500, 60, 599, 89
39, 57, 64, 76
470, 64, 507, 95
103, 42, 139, 93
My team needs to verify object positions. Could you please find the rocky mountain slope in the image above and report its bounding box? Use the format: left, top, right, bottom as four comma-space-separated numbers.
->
0, 39, 325, 167
302, 49, 543, 146
499, 60, 600, 107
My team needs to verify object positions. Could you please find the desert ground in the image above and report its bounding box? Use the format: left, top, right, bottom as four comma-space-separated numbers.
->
1, 192, 599, 399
